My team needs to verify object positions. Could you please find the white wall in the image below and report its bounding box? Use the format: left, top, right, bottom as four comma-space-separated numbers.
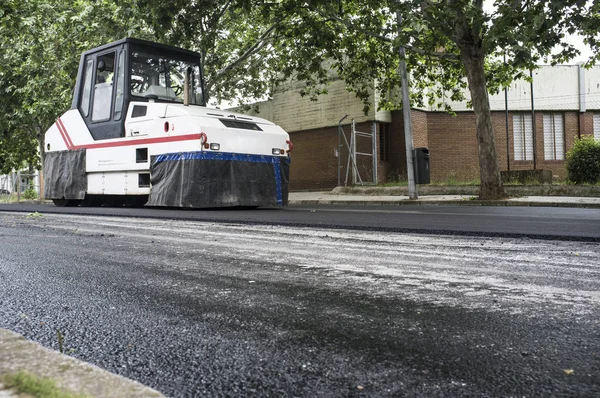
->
428, 65, 600, 112
233, 65, 600, 133
582, 66, 600, 111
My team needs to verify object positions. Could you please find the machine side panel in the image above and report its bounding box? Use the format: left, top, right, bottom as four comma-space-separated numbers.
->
87, 172, 152, 195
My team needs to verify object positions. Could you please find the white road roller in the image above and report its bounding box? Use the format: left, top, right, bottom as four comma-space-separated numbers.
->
44, 38, 291, 208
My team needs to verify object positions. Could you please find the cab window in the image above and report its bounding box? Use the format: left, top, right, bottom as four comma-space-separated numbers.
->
130, 50, 203, 104
79, 59, 94, 117
91, 52, 115, 122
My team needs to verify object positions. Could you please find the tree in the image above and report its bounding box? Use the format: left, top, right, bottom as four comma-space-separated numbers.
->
132, 0, 310, 107
228, 0, 595, 199
2, 0, 597, 201
0, 0, 148, 171
142, 0, 597, 199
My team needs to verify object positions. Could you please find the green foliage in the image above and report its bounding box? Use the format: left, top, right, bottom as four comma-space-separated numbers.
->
22, 186, 38, 200
0, 129, 39, 174
0, 0, 148, 170
566, 136, 600, 184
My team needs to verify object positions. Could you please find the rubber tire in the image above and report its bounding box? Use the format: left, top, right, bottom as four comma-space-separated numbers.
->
52, 198, 81, 207
52, 198, 69, 207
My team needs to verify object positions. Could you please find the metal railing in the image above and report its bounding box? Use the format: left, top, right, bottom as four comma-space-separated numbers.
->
0, 171, 41, 202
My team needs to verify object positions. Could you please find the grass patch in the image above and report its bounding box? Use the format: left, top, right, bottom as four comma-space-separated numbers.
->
431, 178, 480, 186
384, 179, 480, 186
0, 194, 19, 203
0, 193, 42, 203
383, 180, 408, 186
2, 371, 86, 398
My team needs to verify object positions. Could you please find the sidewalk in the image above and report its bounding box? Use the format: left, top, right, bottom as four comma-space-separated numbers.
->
288, 191, 600, 208
0, 329, 163, 398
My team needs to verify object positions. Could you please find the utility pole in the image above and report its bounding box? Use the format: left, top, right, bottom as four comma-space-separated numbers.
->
530, 68, 536, 170
397, 9, 417, 199
504, 54, 510, 171
16, 170, 21, 202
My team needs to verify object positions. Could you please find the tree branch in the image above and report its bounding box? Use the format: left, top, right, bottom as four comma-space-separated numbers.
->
214, 0, 233, 25
310, 7, 392, 42
310, 6, 459, 60
205, 23, 277, 95
405, 44, 460, 60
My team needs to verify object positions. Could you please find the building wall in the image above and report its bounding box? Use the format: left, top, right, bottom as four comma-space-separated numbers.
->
288, 122, 375, 191
388, 111, 407, 182
404, 110, 594, 182
241, 79, 382, 134
233, 65, 600, 189
426, 112, 480, 181
288, 107, 599, 188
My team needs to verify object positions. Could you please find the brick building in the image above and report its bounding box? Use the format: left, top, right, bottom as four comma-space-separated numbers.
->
238, 65, 600, 191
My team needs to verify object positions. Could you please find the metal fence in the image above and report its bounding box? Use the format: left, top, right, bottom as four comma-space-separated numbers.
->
0, 171, 41, 202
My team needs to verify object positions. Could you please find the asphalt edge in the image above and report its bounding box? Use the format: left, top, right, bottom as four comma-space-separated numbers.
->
0, 328, 164, 398
4, 197, 600, 209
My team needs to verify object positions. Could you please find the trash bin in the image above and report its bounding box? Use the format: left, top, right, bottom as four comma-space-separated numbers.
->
413, 147, 430, 184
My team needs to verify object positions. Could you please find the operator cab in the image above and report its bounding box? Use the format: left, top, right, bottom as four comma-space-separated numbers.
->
71, 38, 206, 141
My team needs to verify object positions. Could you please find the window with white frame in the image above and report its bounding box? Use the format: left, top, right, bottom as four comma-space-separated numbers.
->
594, 113, 600, 140
513, 114, 534, 161
543, 113, 564, 160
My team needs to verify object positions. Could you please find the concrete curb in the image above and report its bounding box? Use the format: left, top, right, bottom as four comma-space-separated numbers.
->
0, 329, 164, 398
332, 185, 600, 197
288, 199, 600, 208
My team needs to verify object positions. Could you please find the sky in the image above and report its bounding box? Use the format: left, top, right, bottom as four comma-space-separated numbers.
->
565, 34, 594, 64
483, 0, 595, 65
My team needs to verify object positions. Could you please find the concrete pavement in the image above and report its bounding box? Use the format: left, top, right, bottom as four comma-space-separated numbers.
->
288, 191, 600, 208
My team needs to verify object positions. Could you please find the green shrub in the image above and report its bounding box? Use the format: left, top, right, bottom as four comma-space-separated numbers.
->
22, 187, 38, 200
566, 136, 600, 184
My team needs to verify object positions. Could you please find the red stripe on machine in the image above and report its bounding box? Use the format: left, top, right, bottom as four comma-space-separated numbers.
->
56, 118, 203, 149
56, 118, 74, 149
73, 133, 204, 149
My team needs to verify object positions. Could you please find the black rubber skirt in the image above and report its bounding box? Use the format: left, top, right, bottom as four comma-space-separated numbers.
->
44, 149, 87, 200
147, 151, 290, 208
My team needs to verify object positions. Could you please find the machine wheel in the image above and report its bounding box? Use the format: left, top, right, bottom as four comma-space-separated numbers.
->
52, 198, 81, 207
52, 198, 69, 207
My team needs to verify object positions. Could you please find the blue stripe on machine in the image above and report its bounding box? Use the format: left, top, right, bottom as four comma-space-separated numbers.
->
154, 151, 285, 205
154, 151, 283, 164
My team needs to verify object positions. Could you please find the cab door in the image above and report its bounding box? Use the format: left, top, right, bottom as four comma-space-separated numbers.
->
78, 45, 127, 140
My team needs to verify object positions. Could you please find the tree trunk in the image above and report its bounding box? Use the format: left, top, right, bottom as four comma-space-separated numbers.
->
459, 45, 506, 200
36, 126, 45, 200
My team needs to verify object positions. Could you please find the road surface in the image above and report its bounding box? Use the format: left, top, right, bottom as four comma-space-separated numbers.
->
0, 209, 599, 396
1, 202, 600, 240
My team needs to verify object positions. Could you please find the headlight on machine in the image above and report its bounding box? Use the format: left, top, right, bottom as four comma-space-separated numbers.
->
210, 143, 220, 150
272, 148, 285, 155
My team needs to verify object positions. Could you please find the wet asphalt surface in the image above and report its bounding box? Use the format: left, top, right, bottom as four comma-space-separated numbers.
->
1, 202, 600, 240
0, 210, 599, 397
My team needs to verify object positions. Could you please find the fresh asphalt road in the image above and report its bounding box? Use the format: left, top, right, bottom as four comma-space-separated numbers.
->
0, 208, 599, 397
1, 202, 600, 240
